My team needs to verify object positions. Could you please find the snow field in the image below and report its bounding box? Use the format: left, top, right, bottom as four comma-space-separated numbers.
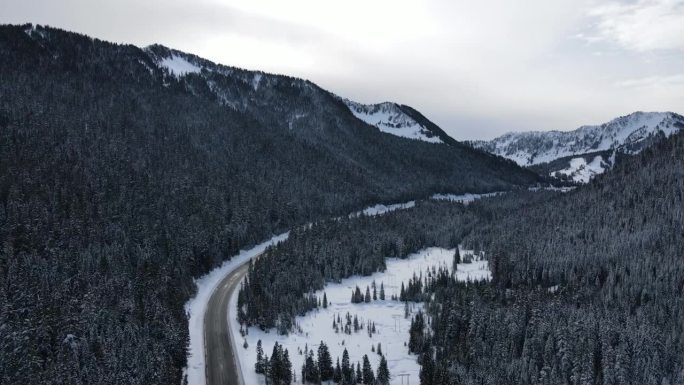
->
343, 101, 443, 144
160, 55, 202, 77
231, 247, 491, 385
554, 155, 606, 183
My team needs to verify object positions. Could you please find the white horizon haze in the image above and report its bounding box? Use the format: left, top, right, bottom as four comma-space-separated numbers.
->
1, 0, 683, 140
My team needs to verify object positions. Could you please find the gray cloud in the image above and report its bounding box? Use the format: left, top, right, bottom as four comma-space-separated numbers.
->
586, 0, 684, 52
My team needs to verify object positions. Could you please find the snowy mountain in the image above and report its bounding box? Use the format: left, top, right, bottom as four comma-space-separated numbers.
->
473, 111, 684, 182
341, 99, 453, 144
143, 45, 460, 146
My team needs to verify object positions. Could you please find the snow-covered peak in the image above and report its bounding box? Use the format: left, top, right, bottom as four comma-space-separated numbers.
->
158, 54, 202, 77
475, 111, 684, 167
342, 99, 443, 143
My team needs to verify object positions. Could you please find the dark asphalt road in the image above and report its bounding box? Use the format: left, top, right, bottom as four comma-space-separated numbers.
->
204, 260, 251, 385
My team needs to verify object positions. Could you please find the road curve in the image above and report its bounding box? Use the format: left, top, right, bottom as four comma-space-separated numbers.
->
204, 259, 251, 385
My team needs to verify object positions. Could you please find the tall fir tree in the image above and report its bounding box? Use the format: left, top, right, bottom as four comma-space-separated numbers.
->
362, 355, 375, 384
317, 342, 334, 383
376, 355, 390, 385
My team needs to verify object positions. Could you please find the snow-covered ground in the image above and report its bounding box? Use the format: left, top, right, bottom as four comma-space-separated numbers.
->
431, 192, 503, 204
528, 186, 576, 193
182, 233, 289, 385
351, 201, 416, 217
342, 100, 443, 144
553, 155, 607, 183
231, 247, 491, 385
160, 54, 202, 77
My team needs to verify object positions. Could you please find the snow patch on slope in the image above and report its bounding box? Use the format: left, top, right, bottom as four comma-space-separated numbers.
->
343, 100, 443, 143
160, 55, 202, 77
431, 192, 504, 204
353, 201, 416, 217
553, 156, 607, 183
252, 73, 262, 91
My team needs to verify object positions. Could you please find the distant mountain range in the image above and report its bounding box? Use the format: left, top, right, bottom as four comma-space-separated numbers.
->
472, 111, 684, 182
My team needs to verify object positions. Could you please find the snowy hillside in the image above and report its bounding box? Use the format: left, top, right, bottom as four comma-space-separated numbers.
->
473, 111, 684, 182
144, 46, 457, 145
342, 99, 443, 143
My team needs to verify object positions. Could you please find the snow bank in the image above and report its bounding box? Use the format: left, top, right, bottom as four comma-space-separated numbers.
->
183, 232, 289, 385
230, 247, 490, 385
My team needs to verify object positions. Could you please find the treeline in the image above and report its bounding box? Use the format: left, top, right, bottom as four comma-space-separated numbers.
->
257, 341, 390, 385
237, 201, 483, 331
0, 24, 537, 385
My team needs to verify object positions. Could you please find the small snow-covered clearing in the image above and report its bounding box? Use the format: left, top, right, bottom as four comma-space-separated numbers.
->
554, 155, 606, 183
231, 247, 491, 384
160, 55, 202, 77
431, 192, 503, 204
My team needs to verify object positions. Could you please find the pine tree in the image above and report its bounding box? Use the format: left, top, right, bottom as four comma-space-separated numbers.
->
400, 282, 406, 302
376, 355, 390, 385
283, 349, 293, 385
304, 349, 320, 384
333, 358, 342, 383
256, 340, 265, 374
323, 292, 328, 309
419, 351, 434, 385
317, 342, 334, 383
355, 362, 362, 384
341, 349, 352, 384
271, 342, 283, 384
409, 311, 425, 353
453, 248, 461, 269
380, 282, 385, 300
362, 355, 375, 384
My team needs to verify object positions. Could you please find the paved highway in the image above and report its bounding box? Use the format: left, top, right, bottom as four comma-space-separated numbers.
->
204, 260, 251, 385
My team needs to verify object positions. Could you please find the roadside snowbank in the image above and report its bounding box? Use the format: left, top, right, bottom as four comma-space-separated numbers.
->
183, 232, 289, 385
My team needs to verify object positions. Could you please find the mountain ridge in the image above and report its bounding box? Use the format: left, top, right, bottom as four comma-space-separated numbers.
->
472, 111, 684, 182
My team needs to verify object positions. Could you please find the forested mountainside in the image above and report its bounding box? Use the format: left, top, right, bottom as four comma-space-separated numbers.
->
0, 24, 539, 385
241, 130, 684, 384
472, 111, 684, 183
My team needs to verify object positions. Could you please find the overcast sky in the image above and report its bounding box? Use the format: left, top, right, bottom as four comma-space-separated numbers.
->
2, 0, 683, 139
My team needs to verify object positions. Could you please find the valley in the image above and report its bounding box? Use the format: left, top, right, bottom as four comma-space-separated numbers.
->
1, 17, 683, 385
